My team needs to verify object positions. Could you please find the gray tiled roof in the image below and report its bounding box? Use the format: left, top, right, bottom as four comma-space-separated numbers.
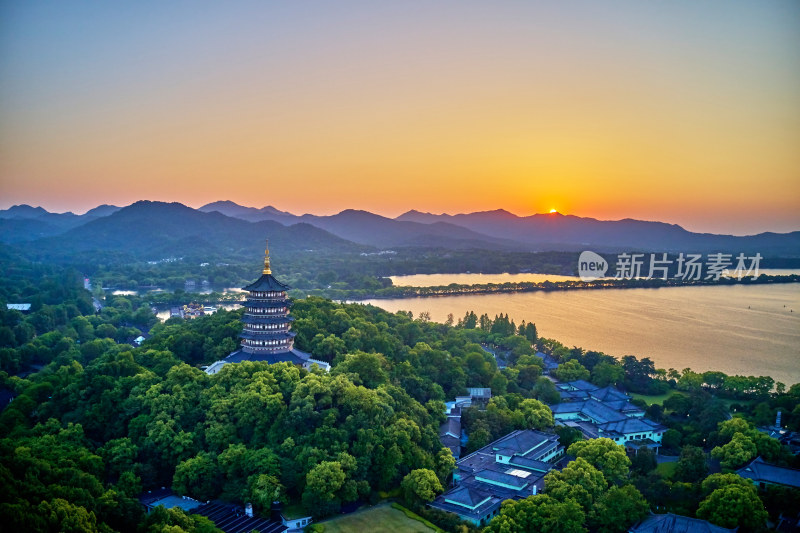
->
440, 418, 461, 438
737, 456, 800, 489
488, 430, 559, 458
559, 389, 592, 401
599, 417, 665, 435
508, 455, 552, 473
242, 273, 290, 292
225, 348, 310, 366
562, 380, 598, 391
442, 485, 492, 508
474, 469, 530, 489
551, 399, 629, 424
590, 386, 631, 402
629, 512, 736, 533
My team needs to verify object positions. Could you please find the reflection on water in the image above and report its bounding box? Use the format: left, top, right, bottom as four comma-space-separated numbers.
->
155, 304, 242, 321
390, 273, 579, 287
362, 283, 800, 385
390, 269, 800, 288
111, 287, 245, 296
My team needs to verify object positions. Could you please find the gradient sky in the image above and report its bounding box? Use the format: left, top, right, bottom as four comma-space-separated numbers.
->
1, 1, 798, 235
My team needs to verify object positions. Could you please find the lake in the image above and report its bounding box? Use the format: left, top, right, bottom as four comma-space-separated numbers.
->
362, 282, 800, 386
390, 269, 800, 287
155, 303, 242, 321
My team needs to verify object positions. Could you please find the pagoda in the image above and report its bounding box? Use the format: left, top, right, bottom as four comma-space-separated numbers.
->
204, 241, 329, 374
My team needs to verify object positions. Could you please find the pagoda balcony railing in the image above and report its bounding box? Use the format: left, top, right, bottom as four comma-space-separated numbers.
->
243, 324, 291, 332
247, 308, 288, 315
242, 340, 293, 350
249, 291, 286, 298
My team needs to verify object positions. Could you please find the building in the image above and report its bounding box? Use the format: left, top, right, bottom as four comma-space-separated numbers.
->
628, 512, 737, 533
192, 501, 288, 533
6, 303, 31, 313
736, 456, 800, 490
533, 351, 559, 374
205, 242, 330, 375
138, 487, 202, 513
429, 429, 563, 526
440, 417, 462, 460
548, 380, 665, 452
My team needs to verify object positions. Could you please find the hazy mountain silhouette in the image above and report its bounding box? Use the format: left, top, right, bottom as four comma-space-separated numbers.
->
198, 201, 527, 249
396, 209, 800, 255
20, 201, 365, 260
2, 201, 798, 256
0, 204, 108, 241
199, 200, 297, 224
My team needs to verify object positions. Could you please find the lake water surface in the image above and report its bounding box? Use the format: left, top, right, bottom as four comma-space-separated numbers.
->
363, 283, 800, 386
390, 269, 800, 287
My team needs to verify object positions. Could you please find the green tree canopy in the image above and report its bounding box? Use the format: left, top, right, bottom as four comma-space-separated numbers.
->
567, 438, 631, 485
485, 494, 586, 533
590, 485, 649, 533
553, 360, 590, 382
696, 484, 768, 531
401, 468, 443, 505
544, 457, 607, 510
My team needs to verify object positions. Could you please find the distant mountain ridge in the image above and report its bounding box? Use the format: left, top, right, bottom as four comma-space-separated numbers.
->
17, 200, 364, 261
395, 209, 800, 255
198, 202, 527, 249
0, 203, 120, 242
1, 201, 798, 256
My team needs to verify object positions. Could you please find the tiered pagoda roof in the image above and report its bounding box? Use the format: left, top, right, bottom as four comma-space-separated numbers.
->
204, 240, 330, 374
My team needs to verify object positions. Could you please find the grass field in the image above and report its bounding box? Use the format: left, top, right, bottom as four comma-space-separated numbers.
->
629, 390, 684, 406
656, 461, 677, 479
315, 503, 439, 533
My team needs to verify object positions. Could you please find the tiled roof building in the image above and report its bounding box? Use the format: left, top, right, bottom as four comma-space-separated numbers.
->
737, 456, 800, 490
629, 513, 737, 533
429, 430, 563, 526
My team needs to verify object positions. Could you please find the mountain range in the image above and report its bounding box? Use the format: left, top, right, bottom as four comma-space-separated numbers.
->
1, 200, 798, 258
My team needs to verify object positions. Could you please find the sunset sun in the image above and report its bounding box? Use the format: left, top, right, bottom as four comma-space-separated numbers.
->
549, 208, 558, 213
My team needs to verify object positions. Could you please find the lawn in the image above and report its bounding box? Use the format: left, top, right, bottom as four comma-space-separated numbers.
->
656, 461, 677, 479
629, 390, 684, 406
314, 503, 440, 533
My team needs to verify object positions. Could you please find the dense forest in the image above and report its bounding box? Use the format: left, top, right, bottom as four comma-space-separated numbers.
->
1, 253, 799, 532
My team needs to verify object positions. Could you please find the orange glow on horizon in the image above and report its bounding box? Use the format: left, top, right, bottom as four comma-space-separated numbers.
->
0, 2, 797, 236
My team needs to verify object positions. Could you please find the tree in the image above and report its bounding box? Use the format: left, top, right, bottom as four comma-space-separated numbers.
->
554, 359, 590, 382
590, 485, 649, 533
36, 498, 101, 533
434, 448, 456, 485
172, 452, 221, 502
531, 377, 561, 404
518, 399, 554, 430
660, 429, 682, 452
630, 447, 657, 476
401, 469, 443, 505
98, 437, 138, 479
711, 433, 757, 471
545, 457, 607, 510
673, 445, 708, 483
697, 484, 768, 531
591, 362, 624, 387
567, 438, 631, 485
555, 426, 583, 450
485, 494, 586, 533
700, 473, 754, 496
302, 461, 347, 517
332, 351, 389, 388
247, 474, 284, 513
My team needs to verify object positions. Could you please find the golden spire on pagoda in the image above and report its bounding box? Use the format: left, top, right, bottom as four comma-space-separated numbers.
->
262, 239, 272, 275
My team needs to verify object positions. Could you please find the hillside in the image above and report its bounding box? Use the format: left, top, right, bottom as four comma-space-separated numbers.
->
19, 201, 366, 261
